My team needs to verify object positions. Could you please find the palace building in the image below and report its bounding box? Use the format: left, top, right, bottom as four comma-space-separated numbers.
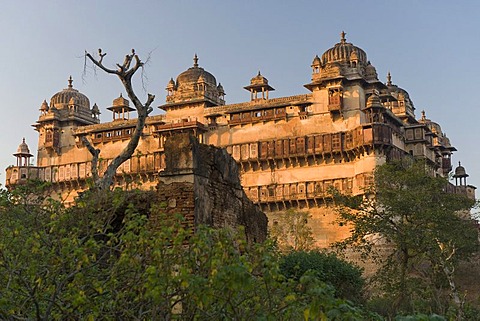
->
5, 33, 475, 247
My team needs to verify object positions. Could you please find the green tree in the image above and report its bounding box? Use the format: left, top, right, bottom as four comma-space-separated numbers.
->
0, 183, 379, 320
333, 160, 479, 317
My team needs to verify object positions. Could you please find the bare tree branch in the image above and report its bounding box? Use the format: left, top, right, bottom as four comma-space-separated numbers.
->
85, 50, 118, 75
84, 49, 156, 190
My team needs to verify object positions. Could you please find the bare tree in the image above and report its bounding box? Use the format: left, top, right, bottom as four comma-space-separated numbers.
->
81, 49, 155, 190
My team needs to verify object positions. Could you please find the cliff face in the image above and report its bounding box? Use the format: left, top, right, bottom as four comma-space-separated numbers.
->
158, 133, 268, 243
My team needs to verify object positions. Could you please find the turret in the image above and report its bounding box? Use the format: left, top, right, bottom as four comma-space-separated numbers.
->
107, 94, 134, 121
243, 71, 275, 101
13, 138, 33, 167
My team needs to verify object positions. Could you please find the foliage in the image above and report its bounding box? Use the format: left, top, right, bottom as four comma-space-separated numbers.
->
269, 209, 315, 252
394, 314, 446, 321
280, 250, 365, 303
0, 183, 380, 320
333, 160, 479, 316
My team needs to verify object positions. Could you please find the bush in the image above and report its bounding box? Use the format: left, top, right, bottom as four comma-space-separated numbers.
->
0, 184, 378, 320
280, 250, 365, 302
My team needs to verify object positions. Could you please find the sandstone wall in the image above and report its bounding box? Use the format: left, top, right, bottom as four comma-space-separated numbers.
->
159, 134, 268, 243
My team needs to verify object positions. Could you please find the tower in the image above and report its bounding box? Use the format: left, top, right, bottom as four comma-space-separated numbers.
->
33, 76, 98, 166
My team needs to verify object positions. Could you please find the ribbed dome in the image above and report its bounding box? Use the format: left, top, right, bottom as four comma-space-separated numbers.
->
176, 55, 217, 88
15, 138, 31, 155
366, 93, 382, 108
321, 31, 367, 65
50, 76, 90, 110
454, 162, 468, 177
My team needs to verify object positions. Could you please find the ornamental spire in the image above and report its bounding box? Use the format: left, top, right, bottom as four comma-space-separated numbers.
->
193, 54, 199, 67
340, 31, 346, 43
68, 75, 73, 88
386, 71, 392, 86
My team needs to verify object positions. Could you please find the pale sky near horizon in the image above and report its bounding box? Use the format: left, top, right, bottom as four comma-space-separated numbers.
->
1, 1, 479, 189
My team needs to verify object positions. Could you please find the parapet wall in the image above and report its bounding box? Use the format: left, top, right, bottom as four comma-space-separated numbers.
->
159, 133, 268, 243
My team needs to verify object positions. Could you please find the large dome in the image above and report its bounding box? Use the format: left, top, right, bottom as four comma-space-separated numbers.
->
176, 54, 217, 88
50, 76, 90, 110
321, 31, 367, 65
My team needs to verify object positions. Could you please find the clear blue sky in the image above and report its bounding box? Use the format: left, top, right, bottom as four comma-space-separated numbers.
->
1, 1, 479, 189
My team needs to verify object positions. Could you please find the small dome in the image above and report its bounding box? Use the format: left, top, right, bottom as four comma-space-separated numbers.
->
454, 162, 468, 178
92, 103, 101, 115
250, 71, 269, 86
39, 100, 49, 112
107, 93, 134, 114
15, 138, 31, 155
443, 135, 452, 148
366, 93, 382, 108
50, 76, 90, 111
217, 83, 225, 95
176, 55, 217, 88
166, 78, 176, 89
112, 93, 130, 107
311, 55, 321, 66
365, 63, 378, 79
321, 31, 367, 66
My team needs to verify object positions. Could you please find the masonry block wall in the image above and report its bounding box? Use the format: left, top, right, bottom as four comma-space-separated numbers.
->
158, 133, 268, 243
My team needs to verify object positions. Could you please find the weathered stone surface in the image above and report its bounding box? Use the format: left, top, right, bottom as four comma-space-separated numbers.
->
159, 133, 267, 243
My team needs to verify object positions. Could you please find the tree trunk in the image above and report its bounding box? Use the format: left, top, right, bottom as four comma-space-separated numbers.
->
83, 49, 155, 190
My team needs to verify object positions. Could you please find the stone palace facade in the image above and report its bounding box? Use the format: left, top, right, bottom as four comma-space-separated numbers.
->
6, 33, 475, 247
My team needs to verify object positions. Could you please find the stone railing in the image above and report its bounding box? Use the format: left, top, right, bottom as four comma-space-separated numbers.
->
204, 94, 312, 116
5, 152, 166, 188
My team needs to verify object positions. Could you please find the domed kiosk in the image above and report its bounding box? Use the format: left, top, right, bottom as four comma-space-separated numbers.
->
306, 31, 382, 88
162, 54, 225, 111
34, 77, 99, 154
305, 32, 385, 116
13, 138, 33, 167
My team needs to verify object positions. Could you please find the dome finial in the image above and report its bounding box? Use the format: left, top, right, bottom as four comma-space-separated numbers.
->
386, 71, 392, 86
193, 54, 199, 67
68, 75, 73, 88
340, 31, 346, 43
